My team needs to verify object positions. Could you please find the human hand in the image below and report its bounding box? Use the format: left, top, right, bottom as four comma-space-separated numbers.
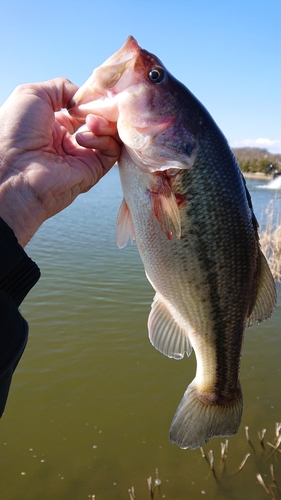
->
0, 78, 121, 247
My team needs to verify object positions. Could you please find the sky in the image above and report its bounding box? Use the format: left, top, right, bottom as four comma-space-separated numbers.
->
1, 0, 280, 153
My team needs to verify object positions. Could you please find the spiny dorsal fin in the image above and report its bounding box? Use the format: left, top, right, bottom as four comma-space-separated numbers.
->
148, 293, 192, 359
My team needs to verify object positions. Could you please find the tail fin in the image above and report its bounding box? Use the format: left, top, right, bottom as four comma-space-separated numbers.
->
169, 383, 243, 450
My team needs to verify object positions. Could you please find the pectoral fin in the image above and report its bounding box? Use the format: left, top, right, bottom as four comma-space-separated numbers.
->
116, 198, 135, 248
148, 293, 192, 359
149, 177, 181, 240
247, 249, 276, 327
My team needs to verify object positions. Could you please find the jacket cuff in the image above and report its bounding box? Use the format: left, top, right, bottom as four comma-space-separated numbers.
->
0, 290, 29, 416
0, 218, 41, 306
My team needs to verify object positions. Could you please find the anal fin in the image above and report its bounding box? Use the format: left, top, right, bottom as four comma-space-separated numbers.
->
148, 292, 192, 359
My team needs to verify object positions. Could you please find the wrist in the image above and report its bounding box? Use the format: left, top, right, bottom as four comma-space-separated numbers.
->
0, 169, 44, 247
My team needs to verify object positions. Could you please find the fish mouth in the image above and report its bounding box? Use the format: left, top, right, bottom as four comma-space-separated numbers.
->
68, 36, 141, 119
99, 35, 140, 71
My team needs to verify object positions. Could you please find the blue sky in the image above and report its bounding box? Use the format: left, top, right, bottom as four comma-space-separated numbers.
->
1, 0, 280, 152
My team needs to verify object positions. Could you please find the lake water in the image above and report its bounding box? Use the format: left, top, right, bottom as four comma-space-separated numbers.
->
1, 168, 281, 500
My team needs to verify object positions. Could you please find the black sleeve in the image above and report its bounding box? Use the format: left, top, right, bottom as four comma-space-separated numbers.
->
0, 218, 40, 416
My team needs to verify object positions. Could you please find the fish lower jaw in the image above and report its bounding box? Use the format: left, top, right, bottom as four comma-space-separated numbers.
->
72, 97, 119, 122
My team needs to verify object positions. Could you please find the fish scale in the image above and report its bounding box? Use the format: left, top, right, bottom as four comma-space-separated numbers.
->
68, 35, 276, 449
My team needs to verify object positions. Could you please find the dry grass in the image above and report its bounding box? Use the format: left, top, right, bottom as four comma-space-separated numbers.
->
126, 422, 281, 500
259, 200, 281, 282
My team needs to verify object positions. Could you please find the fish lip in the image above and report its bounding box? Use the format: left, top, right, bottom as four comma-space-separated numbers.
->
68, 36, 141, 114
133, 115, 175, 130
100, 35, 140, 67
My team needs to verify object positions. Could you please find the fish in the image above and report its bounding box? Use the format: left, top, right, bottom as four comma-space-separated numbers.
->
68, 36, 276, 450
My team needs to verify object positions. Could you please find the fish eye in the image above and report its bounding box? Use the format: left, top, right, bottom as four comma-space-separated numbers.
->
148, 66, 166, 84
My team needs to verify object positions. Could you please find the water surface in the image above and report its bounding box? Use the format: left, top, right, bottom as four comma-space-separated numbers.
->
1, 168, 280, 500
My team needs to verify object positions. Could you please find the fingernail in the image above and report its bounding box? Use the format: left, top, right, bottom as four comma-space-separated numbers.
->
86, 114, 109, 129
76, 131, 95, 144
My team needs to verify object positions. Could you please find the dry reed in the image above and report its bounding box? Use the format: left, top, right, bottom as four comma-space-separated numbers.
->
259, 199, 281, 282
125, 421, 281, 500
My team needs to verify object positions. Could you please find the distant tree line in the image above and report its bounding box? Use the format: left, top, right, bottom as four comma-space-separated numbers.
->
232, 148, 281, 174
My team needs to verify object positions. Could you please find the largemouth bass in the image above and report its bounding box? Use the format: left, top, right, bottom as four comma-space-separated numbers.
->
69, 36, 276, 450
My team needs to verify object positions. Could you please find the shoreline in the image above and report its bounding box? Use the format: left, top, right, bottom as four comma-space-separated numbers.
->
242, 171, 268, 181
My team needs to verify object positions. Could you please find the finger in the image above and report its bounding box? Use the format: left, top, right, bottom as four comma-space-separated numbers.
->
55, 110, 86, 135
95, 146, 121, 175
18, 78, 80, 113
76, 132, 121, 159
85, 114, 121, 143
47, 77, 80, 110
